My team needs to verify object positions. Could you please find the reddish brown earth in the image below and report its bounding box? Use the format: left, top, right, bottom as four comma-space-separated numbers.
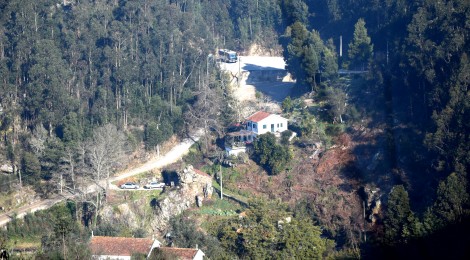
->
227, 131, 373, 245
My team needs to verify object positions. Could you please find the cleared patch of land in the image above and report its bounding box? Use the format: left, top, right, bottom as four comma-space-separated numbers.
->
220, 56, 295, 107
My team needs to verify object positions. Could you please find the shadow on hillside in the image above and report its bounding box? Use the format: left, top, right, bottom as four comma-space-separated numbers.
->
362, 216, 470, 259
242, 63, 295, 102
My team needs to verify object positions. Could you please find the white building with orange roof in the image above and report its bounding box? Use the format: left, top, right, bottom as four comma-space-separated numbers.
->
225, 111, 288, 156
245, 111, 288, 136
89, 235, 161, 260
89, 234, 205, 260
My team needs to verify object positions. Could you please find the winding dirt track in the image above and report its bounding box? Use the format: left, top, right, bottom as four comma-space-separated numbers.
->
0, 131, 201, 227
0, 55, 289, 227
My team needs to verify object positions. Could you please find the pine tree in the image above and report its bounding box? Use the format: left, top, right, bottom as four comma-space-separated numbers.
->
384, 185, 421, 244
433, 173, 469, 226
348, 18, 373, 70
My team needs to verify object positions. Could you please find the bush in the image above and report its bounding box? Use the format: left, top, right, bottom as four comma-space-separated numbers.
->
282, 96, 294, 113
183, 142, 204, 166
347, 105, 361, 122
253, 133, 292, 175
325, 124, 343, 137
93, 222, 120, 237
281, 130, 293, 145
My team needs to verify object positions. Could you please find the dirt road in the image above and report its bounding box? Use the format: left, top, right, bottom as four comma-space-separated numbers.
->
0, 55, 289, 227
0, 130, 201, 227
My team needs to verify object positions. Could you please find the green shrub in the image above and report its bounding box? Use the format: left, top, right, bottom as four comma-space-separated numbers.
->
325, 124, 343, 137
253, 133, 292, 175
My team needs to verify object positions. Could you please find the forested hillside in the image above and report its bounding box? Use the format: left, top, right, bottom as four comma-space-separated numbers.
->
0, 0, 469, 259
279, 0, 469, 257
0, 0, 281, 193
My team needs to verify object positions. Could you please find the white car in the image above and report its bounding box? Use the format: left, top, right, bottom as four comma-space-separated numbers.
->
120, 182, 140, 189
144, 182, 165, 189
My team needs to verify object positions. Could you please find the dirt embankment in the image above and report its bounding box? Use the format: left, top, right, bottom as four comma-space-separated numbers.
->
229, 129, 378, 246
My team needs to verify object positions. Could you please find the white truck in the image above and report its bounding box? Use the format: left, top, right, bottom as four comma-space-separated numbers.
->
218, 49, 238, 63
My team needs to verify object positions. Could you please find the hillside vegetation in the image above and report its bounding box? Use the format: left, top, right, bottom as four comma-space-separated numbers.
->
0, 0, 469, 259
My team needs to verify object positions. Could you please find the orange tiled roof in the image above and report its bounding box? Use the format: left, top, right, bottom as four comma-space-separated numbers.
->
246, 111, 271, 122
89, 236, 154, 256
194, 168, 211, 178
158, 247, 199, 260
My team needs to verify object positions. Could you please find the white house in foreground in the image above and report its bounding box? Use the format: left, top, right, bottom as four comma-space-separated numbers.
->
225, 111, 289, 156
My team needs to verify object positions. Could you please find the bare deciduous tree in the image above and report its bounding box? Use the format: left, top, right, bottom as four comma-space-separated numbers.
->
29, 123, 48, 155
86, 124, 128, 196
185, 78, 226, 155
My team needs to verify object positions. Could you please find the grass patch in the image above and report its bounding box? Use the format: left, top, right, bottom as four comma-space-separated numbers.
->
212, 181, 248, 205
107, 189, 164, 207
183, 142, 204, 165
6, 236, 41, 249
198, 199, 238, 216
126, 190, 163, 201
196, 198, 240, 233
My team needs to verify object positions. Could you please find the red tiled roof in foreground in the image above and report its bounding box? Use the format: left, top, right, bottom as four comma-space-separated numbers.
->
158, 247, 199, 260
246, 111, 271, 122
193, 168, 211, 178
89, 236, 154, 256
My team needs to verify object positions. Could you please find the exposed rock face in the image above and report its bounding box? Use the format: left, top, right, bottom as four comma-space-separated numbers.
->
360, 185, 382, 224
101, 203, 139, 229
0, 164, 13, 173
151, 165, 212, 232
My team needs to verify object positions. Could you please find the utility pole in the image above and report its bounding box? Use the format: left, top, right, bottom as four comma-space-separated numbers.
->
386, 40, 389, 66
363, 200, 367, 242
219, 164, 223, 200
339, 35, 343, 57
238, 57, 241, 88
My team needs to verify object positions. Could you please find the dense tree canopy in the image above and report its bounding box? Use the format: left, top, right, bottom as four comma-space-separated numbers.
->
216, 200, 332, 259
279, 0, 470, 254
253, 133, 292, 175
280, 22, 337, 92
0, 0, 469, 258
0, 0, 281, 192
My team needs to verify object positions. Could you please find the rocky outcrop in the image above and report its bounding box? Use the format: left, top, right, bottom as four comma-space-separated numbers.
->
0, 164, 13, 174
151, 165, 212, 232
101, 203, 140, 229
359, 185, 382, 224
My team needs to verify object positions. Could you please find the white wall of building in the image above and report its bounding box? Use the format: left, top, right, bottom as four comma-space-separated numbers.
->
247, 115, 288, 136
225, 146, 246, 156
93, 255, 131, 260
194, 249, 205, 260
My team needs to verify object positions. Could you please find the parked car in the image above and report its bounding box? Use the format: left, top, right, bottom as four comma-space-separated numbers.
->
144, 182, 165, 189
120, 182, 139, 189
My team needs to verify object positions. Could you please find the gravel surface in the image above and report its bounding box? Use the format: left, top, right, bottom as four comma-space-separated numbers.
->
221, 56, 295, 112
